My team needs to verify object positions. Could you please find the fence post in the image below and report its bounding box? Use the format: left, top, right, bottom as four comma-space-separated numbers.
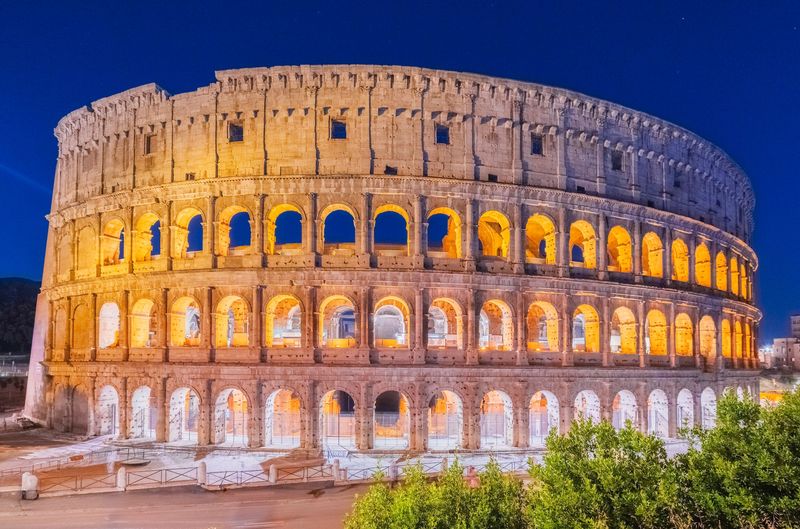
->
388, 464, 398, 482
21, 472, 38, 500
197, 462, 207, 486
116, 467, 127, 491
442, 457, 448, 473
268, 464, 277, 484
332, 459, 340, 481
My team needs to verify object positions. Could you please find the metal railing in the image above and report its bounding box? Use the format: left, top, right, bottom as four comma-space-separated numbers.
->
39, 472, 116, 494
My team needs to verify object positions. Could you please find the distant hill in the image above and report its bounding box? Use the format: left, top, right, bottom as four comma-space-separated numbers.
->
0, 278, 39, 356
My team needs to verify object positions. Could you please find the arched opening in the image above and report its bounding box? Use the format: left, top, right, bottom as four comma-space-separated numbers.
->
96, 385, 119, 437
701, 387, 717, 429
734, 321, 743, 358
214, 296, 249, 347
527, 302, 559, 352
479, 300, 513, 351
373, 297, 409, 348
529, 391, 559, 446
76, 226, 97, 272
740, 264, 748, 300
427, 390, 463, 450
320, 390, 356, 449
373, 391, 410, 449
319, 296, 356, 348
572, 305, 600, 352
645, 309, 667, 356
70, 386, 90, 435
574, 390, 601, 424
374, 205, 409, 256
479, 390, 513, 449
641, 232, 664, 278
265, 295, 302, 348
133, 212, 161, 262
173, 207, 204, 258
612, 390, 638, 430
647, 389, 669, 438
71, 303, 92, 350
214, 388, 249, 447
730, 256, 740, 296
98, 302, 121, 349
264, 389, 301, 448
715, 252, 728, 291
427, 207, 462, 258
671, 239, 690, 282
699, 316, 717, 359
745, 323, 752, 359
170, 297, 201, 347
322, 205, 356, 256
130, 386, 156, 439
130, 299, 156, 348
569, 220, 597, 268
266, 205, 303, 255
525, 214, 556, 264
721, 318, 732, 358
676, 389, 694, 430
219, 206, 251, 255
101, 219, 125, 265
168, 387, 200, 444
477, 211, 511, 259
695, 243, 711, 287
675, 313, 693, 356
610, 307, 637, 355
607, 225, 633, 273
427, 298, 463, 349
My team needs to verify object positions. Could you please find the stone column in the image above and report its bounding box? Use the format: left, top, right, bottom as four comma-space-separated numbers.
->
516, 289, 527, 365
155, 378, 167, 442
358, 287, 372, 364
664, 227, 673, 284
413, 194, 424, 259
512, 203, 525, 274
360, 192, 373, 257
637, 301, 646, 368
413, 288, 425, 364
710, 241, 718, 290
633, 220, 642, 283
561, 293, 573, 366
466, 289, 478, 365
668, 303, 677, 368
601, 298, 610, 367
598, 213, 607, 279
557, 207, 568, 277
693, 310, 703, 369
118, 379, 128, 440
688, 235, 697, 285
464, 199, 476, 271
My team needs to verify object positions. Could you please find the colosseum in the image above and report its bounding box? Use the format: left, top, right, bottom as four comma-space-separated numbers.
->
24, 65, 760, 453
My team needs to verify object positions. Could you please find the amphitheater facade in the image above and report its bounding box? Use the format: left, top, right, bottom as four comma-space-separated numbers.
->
24, 65, 760, 452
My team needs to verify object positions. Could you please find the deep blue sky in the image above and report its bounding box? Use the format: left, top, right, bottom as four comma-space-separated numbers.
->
0, 1, 797, 341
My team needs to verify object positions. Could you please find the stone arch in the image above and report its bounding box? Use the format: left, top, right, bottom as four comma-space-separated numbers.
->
695, 243, 711, 287
76, 225, 97, 273
321, 203, 357, 255
607, 225, 633, 273
373, 296, 410, 348
675, 313, 693, 356
740, 263, 748, 299
573, 304, 600, 353
427, 207, 462, 258
699, 315, 716, 359
129, 385, 156, 439
427, 390, 463, 450
373, 390, 411, 449
641, 231, 664, 278
57, 228, 73, 278
428, 298, 463, 349
479, 299, 514, 351
701, 387, 717, 429
612, 390, 638, 430
168, 386, 201, 444
647, 389, 669, 438
671, 238, 690, 282
715, 251, 728, 291
610, 306, 637, 355
574, 390, 601, 424
477, 210, 511, 259
527, 301, 559, 352
729, 256, 740, 296
213, 387, 249, 446
525, 213, 556, 264
721, 318, 732, 358
266, 203, 303, 255
133, 212, 162, 262
745, 323, 753, 358
645, 308, 667, 356
265, 294, 302, 348
53, 306, 68, 352
569, 220, 597, 268
130, 298, 156, 348
676, 389, 694, 430
734, 320, 743, 358
529, 390, 559, 446
96, 384, 120, 436
169, 296, 202, 347
373, 204, 410, 256
214, 295, 249, 348
218, 205, 252, 255
98, 302, 121, 349
319, 295, 356, 348
71, 303, 92, 349
101, 218, 125, 265
479, 390, 513, 449
70, 384, 91, 435
320, 389, 357, 449
173, 207, 204, 257
264, 388, 301, 448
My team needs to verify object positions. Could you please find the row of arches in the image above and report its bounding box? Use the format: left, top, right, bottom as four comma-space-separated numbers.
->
79, 383, 734, 450
79, 295, 754, 360
63, 202, 753, 300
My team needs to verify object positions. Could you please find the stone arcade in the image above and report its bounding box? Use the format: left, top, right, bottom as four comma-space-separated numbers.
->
24, 65, 760, 452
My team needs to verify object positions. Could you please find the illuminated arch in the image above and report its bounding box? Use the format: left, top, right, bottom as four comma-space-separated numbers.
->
214, 296, 249, 348
607, 225, 632, 273
265, 295, 302, 348
218, 205, 251, 255
721, 318, 732, 358
373, 204, 410, 256
569, 220, 597, 268
427, 390, 463, 450
701, 387, 717, 429
641, 232, 664, 278
427, 207, 462, 258
71, 303, 92, 349
264, 389, 301, 448
745, 323, 752, 358
612, 390, 638, 430
671, 238, 690, 282
168, 387, 200, 444
527, 301, 559, 352
647, 389, 669, 438
529, 391, 559, 445
610, 307, 637, 355
321, 204, 356, 255
676, 389, 694, 429
133, 212, 161, 262
740, 264, 748, 300
213, 388, 249, 446
715, 252, 728, 291
320, 390, 356, 449
572, 304, 600, 353
645, 309, 667, 356
96, 385, 120, 436
319, 295, 356, 348
76, 225, 97, 272
101, 218, 125, 265
266, 204, 303, 255
477, 210, 511, 259
170, 296, 201, 347
479, 390, 513, 448
479, 299, 514, 351
129, 385, 156, 439
98, 302, 121, 349
734, 320, 743, 358
373, 390, 410, 449
428, 298, 463, 349
699, 315, 717, 358
695, 243, 711, 287
525, 214, 556, 264
130, 299, 156, 348
173, 207, 204, 258
373, 296, 410, 348
675, 313, 693, 356
574, 390, 600, 424
730, 256, 740, 296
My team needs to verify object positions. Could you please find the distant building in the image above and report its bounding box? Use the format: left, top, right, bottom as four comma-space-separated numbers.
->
791, 314, 800, 339
762, 338, 800, 370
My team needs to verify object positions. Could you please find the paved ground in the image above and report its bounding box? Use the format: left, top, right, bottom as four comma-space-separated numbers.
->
0, 482, 369, 529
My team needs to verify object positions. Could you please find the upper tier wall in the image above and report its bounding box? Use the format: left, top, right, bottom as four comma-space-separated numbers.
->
51, 65, 755, 242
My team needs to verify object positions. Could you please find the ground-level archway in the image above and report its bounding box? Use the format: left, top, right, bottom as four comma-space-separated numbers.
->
427, 390, 463, 450
612, 390, 638, 430
529, 391, 559, 446
479, 390, 513, 449
373, 390, 410, 449
213, 388, 249, 447
647, 389, 669, 438
129, 386, 156, 439
676, 389, 694, 430
701, 387, 717, 429
265, 389, 301, 448
320, 390, 356, 450
168, 387, 200, 444
574, 390, 601, 424
96, 385, 119, 436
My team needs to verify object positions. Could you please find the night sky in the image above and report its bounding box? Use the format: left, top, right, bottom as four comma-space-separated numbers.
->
0, 1, 797, 342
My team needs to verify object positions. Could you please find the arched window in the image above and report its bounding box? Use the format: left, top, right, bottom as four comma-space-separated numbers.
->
574, 390, 601, 423
322, 205, 356, 256
168, 387, 200, 443
645, 309, 667, 356
607, 226, 633, 273
479, 300, 513, 351
699, 316, 716, 358
266, 205, 303, 255
428, 298, 462, 349
730, 256, 740, 296
676, 389, 694, 429
374, 205, 409, 256
98, 302, 121, 349
715, 252, 728, 291
740, 264, 748, 300
525, 214, 556, 264
428, 390, 463, 450
265, 295, 302, 348
319, 296, 356, 348
173, 208, 204, 258
527, 302, 559, 352
264, 389, 301, 448
721, 318, 732, 358
671, 239, 690, 282
572, 305, 600, 352
610, 307, 637, 355
477, 211, 511, 259
218, 206, 251, 255
479, 390, 513, 448
569, 221, 596, 269
133, 212, 161, 262
373, 391, 410, 449
529, 391, 559, 445
647, 390, 669, 438
427, 207, 462, 258
213, 388, 249, 447
734, 321, 743, 358
76, 226, 97, 273
612, 390, 638, 430
675, 313, 693, 356
695, 243, 711, 287
373, 297, 409, 348
170, 297, 201, 347
320, 390, 356, 449
641, 232, 664, 278
130, 299, 156, 348
101, 219, 125, 265
215, 296, 249, 347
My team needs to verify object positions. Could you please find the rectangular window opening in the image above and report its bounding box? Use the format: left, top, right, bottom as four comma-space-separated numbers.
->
185, 172, 196, 181
576, 185, 586, 194
331, 120, 347, 139
611, 151, 624, 171
435, 124, 450, 145
228, 122, 244, 142
144, 134, 155, 155
384, 165, 398, 175
531, 133, 544, 155
487, 174, 498, 183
